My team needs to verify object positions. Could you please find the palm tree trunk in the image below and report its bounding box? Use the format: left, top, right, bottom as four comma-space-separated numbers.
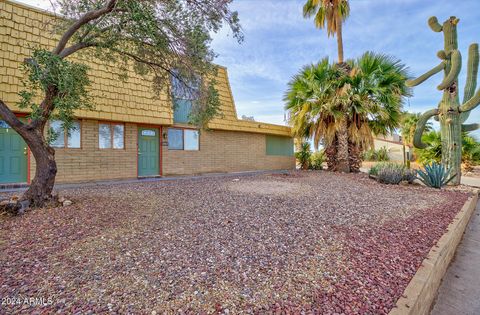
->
336, 15, 344, 64
336, 118, 350, 172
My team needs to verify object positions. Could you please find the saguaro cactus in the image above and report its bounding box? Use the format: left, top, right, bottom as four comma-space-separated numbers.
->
407, 16, 480, 185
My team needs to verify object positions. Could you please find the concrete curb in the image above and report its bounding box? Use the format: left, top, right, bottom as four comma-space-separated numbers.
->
389, 190, 479, 315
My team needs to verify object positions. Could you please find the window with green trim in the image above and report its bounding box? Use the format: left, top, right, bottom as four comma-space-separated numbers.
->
266, 135, 294, 156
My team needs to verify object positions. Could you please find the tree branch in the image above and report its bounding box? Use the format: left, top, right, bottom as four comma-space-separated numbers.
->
0, 99, 26, 132
52, 0, 117, 56
413, 108, 439, 149
59, 42, 99, 58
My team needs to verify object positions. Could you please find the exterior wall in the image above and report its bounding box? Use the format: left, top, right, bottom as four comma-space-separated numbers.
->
163, 130, 295, 176
28, 122, 294, 183
0, 0, 292, 137
30, 120, 138, 183
373, 138, 410, 162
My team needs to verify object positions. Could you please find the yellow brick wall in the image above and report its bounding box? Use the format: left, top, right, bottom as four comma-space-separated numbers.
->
0, 0, 292, 137
30, 120, 138, 183
163, 130, 295, 176
28, 121, 294, 183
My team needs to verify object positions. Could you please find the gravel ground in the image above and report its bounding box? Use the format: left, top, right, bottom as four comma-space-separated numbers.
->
0, 171, 469, 314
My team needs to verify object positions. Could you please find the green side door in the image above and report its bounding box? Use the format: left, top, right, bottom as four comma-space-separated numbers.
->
138, 127, 159, 177
0, 120, 28, 184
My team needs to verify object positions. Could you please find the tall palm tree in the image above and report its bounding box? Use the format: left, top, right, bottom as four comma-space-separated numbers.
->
285, 52, 410, 172
303, 0, 350, 64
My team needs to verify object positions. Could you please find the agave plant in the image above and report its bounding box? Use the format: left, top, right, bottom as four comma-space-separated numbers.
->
417, 162, 456, 188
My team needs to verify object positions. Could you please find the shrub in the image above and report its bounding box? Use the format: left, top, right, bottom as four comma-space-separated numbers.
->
309, 151, 325, 170
362, 147, 390, 161
417, 162, 456, 188
369, 162, 416, 185
377, 163, 405, 185
295, 142, 312, 170
376, 147, 390, 161
403, 169, 417, 184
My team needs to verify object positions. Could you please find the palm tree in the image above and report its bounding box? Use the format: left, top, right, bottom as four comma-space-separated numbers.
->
303, 0, 350, 64
285, 52, 410, 172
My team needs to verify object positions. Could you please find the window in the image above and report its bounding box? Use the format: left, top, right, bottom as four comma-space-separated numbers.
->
171, 72, 200, 124
168, 128, 199, 151
50, 120, 81, 149
266, 135, 294, 156
99, 123, 124, 149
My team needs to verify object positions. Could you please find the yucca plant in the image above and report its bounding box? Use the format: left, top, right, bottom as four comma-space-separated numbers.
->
416, 162, 456, 188
295, 142, 312, 170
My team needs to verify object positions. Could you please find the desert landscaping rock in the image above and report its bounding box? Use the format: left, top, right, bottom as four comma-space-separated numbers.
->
0, 171, 469, 314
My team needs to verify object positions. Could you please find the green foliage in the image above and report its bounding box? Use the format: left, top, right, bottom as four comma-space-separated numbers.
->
285, 52, 410, 152
54, 0, 242, 129
362, 146, 390, 161
295, 142, 312, 170
18, 49, 93, 131
400, 112, 432, 147
376, 163, 405, 184
369, 162, 417, 185
415, 131, 480, 165
310, 150, 325, 170
417, 162, 456, 188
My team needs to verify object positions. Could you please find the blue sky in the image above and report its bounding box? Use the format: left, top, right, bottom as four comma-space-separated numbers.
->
19, 0, 480, 137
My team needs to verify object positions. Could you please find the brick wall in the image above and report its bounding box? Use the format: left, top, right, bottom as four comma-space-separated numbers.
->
162, 129, 295, 176
29, 122, 295, 183
30, 120, 138, 183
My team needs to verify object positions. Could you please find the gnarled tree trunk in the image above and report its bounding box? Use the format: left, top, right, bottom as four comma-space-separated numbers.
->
348, 141, 361, 173
22, 134, 57, 207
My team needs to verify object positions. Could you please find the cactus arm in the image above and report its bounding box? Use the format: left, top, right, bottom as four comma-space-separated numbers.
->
428, 16, 443, 32
461, 43, 479, 123
437, 50, 462, 90
460, 88, 480, 112
462, 123, 480, 132
406, 62, 445, 87
413, 109, 439, 149
463, 44, 479, 103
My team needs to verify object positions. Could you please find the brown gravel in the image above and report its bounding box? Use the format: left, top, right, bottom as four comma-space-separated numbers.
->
0, 171, 470, 314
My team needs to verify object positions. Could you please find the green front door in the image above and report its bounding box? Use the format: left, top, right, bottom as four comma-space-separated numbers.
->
138, 127, 159, 177
0, 120, 28, 184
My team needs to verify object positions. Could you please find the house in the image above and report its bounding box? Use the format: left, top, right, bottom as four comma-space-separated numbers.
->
0, 0, 295, 185
373, 134, 411, 162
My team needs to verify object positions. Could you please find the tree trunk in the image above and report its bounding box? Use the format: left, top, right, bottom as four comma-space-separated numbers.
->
325, 137, 338, 171
348, 141, 361, 172
336, 118, 350, 173
22, 132, 57, 207
336, 14, 344, 64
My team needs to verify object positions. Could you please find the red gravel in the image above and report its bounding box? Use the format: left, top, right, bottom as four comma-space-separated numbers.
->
0, 171, 469, 314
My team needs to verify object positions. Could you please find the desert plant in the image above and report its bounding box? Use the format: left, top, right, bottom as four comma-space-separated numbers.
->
310, 151, 325, 170
377, 163, 405, 184
416, 162, 456, 188
369, 162, 416, 184
403, 169, 417, 184
296, 142, 312, 170
376, 147, 390, 161
407, 16, 480, 185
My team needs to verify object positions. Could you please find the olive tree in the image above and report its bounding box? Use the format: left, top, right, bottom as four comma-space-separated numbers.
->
0, 0, 241, 208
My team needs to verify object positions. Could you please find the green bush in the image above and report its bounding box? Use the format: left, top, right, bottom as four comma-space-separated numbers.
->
295, 142, 312, 170
369, 162, 417, 185
417, 162, 456, 188
362, 147, 390, 161
309, 151, 325, 170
